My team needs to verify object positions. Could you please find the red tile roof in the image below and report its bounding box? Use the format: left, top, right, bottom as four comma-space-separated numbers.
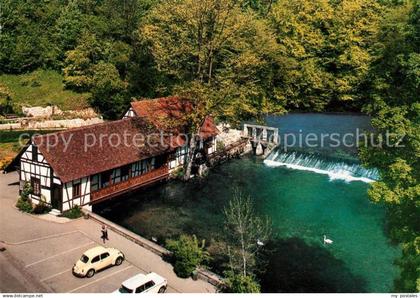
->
130, 96, 219, 138
31, 97, 218, 183
33, 118, 182, 183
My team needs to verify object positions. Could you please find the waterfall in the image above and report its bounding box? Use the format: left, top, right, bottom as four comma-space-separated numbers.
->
264, 150, 379, 183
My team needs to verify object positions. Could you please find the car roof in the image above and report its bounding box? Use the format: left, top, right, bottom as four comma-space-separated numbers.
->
122, 273, 165, 289
83, 246, 108, 258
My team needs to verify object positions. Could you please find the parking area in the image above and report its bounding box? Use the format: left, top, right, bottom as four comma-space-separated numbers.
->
1, 172, 215, 293
5, 230, 177, 293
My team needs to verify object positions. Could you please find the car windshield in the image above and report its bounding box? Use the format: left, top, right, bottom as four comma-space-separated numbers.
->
118, 285, 133, 293
80, 255, 89, 263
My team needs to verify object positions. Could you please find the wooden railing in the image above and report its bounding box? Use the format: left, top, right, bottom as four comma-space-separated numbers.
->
91, 166, 169, 203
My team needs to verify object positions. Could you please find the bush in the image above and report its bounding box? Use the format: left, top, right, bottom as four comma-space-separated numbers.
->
171, 167, 185, 179
32, 195, 51, 214
16, 182, 33, 213
166, 234, 209, 278
223, 272, 261, 293
216, 140, 225, 152
21, 182, 32, 200
16, 197, 33, 213
61, 205, 83, 219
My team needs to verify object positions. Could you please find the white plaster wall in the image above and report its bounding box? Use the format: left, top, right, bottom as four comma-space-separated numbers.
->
123, 107, 136, 119
62, 177, 91, 211
20, 145, 53, 204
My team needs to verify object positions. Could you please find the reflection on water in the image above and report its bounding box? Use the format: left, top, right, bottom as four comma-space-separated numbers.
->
259, 237, 367, 293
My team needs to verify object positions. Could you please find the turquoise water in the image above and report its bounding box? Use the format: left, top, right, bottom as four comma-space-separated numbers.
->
95, 113, 400, 292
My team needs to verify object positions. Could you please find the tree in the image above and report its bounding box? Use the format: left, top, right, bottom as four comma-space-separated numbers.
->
0, 0, 61, 73
269, 0, 383, 111
360, 1, 419, 292
166, 234, 209, 278
224, 190, 272, 277
90, 62, 128, 119
0, 84, 14, 115
63, 32, 104, 91
139, 0, 283, 179
224, 271, 261, 293
54, 0, 84, 58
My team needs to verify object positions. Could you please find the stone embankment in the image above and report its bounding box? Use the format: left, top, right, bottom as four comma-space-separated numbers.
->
0, 106, 102, 130
0, 118, 103, 130
207, 124, 252, 165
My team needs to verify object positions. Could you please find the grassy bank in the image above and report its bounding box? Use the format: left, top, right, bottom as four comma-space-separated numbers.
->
0, 70, 90, 111
0, 130, 60, 170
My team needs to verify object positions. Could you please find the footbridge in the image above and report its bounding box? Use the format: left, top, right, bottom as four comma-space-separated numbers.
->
243, 123, 279, 156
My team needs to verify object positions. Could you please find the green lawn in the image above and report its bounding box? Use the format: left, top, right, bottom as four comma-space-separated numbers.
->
0, 70, 90, 111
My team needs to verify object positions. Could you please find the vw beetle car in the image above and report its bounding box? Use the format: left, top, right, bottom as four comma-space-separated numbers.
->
72, 246, 124, 278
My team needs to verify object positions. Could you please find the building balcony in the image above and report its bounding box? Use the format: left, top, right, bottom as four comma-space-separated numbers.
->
91, 166, 169, 203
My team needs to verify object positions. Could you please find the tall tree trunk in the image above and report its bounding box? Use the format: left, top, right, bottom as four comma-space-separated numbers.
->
183, 132, 197, 180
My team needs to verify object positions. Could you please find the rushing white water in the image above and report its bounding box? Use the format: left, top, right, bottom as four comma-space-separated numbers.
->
264, 151, 379, 183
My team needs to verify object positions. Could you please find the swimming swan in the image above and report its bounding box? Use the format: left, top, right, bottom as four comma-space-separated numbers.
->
323, 235, 333, 245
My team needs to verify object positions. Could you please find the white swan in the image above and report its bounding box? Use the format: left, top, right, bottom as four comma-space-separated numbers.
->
257, 239, 264, 246
323, 235, 333, 245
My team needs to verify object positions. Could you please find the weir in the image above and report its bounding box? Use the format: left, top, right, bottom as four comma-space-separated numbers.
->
264, 149, 379, 183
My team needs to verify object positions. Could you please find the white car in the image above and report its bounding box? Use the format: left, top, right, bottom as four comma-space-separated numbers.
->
116, 272, 167, 293
72, 246, 124, 278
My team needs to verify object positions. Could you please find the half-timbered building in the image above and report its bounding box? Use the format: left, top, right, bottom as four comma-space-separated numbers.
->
12, 97, 218, 212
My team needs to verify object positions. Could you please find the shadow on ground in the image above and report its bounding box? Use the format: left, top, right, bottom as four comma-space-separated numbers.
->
258, 237, 367, 293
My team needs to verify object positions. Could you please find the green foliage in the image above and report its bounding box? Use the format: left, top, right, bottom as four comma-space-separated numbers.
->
1, 0, 417, 289
224, 190, 272, 276
0, 70, 90, 110
223, 271, 261, 293
171, 167, 185, 179
140, 0, 285, 122
394, 237, 420, 292
63, 33, 103, 92
16, 182, 33, 213
166, 234, 209, 278
89, 62, 128, 119
359, 1, 420, 292
216, 140, 225, 152
16, 197, 33, 213
0, 0, 61, 73
270, 0, 383, 111
61, 205, 83, 219
0, 84, 14, 115
32, 195, 52, 214
21, 182, 33, 200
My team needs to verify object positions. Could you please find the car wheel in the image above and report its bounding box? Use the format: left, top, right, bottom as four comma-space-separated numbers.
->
158, 286, 166, 293
115, 256, 124, 266
86, 269, 95, 278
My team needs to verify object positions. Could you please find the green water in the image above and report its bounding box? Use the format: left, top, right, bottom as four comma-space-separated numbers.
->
96, 157, 400, 292
95, 113, 400, 292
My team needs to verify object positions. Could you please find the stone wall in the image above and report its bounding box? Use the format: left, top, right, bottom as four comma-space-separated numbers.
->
0, 118, 103, 130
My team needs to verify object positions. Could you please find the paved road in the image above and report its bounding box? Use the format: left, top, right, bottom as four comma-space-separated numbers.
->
0, 172, 216, 293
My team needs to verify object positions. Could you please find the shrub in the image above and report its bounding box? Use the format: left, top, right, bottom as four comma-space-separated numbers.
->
16, 197, 33, 213
171, 167, 184, 179
32, 195, 51, 214
16, 182, 33, 213
223, 272, 261, 293
216, 140, 225, 152
21, 182, 32, 200
61, 205, 83, 219
166, 234, 209, 278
